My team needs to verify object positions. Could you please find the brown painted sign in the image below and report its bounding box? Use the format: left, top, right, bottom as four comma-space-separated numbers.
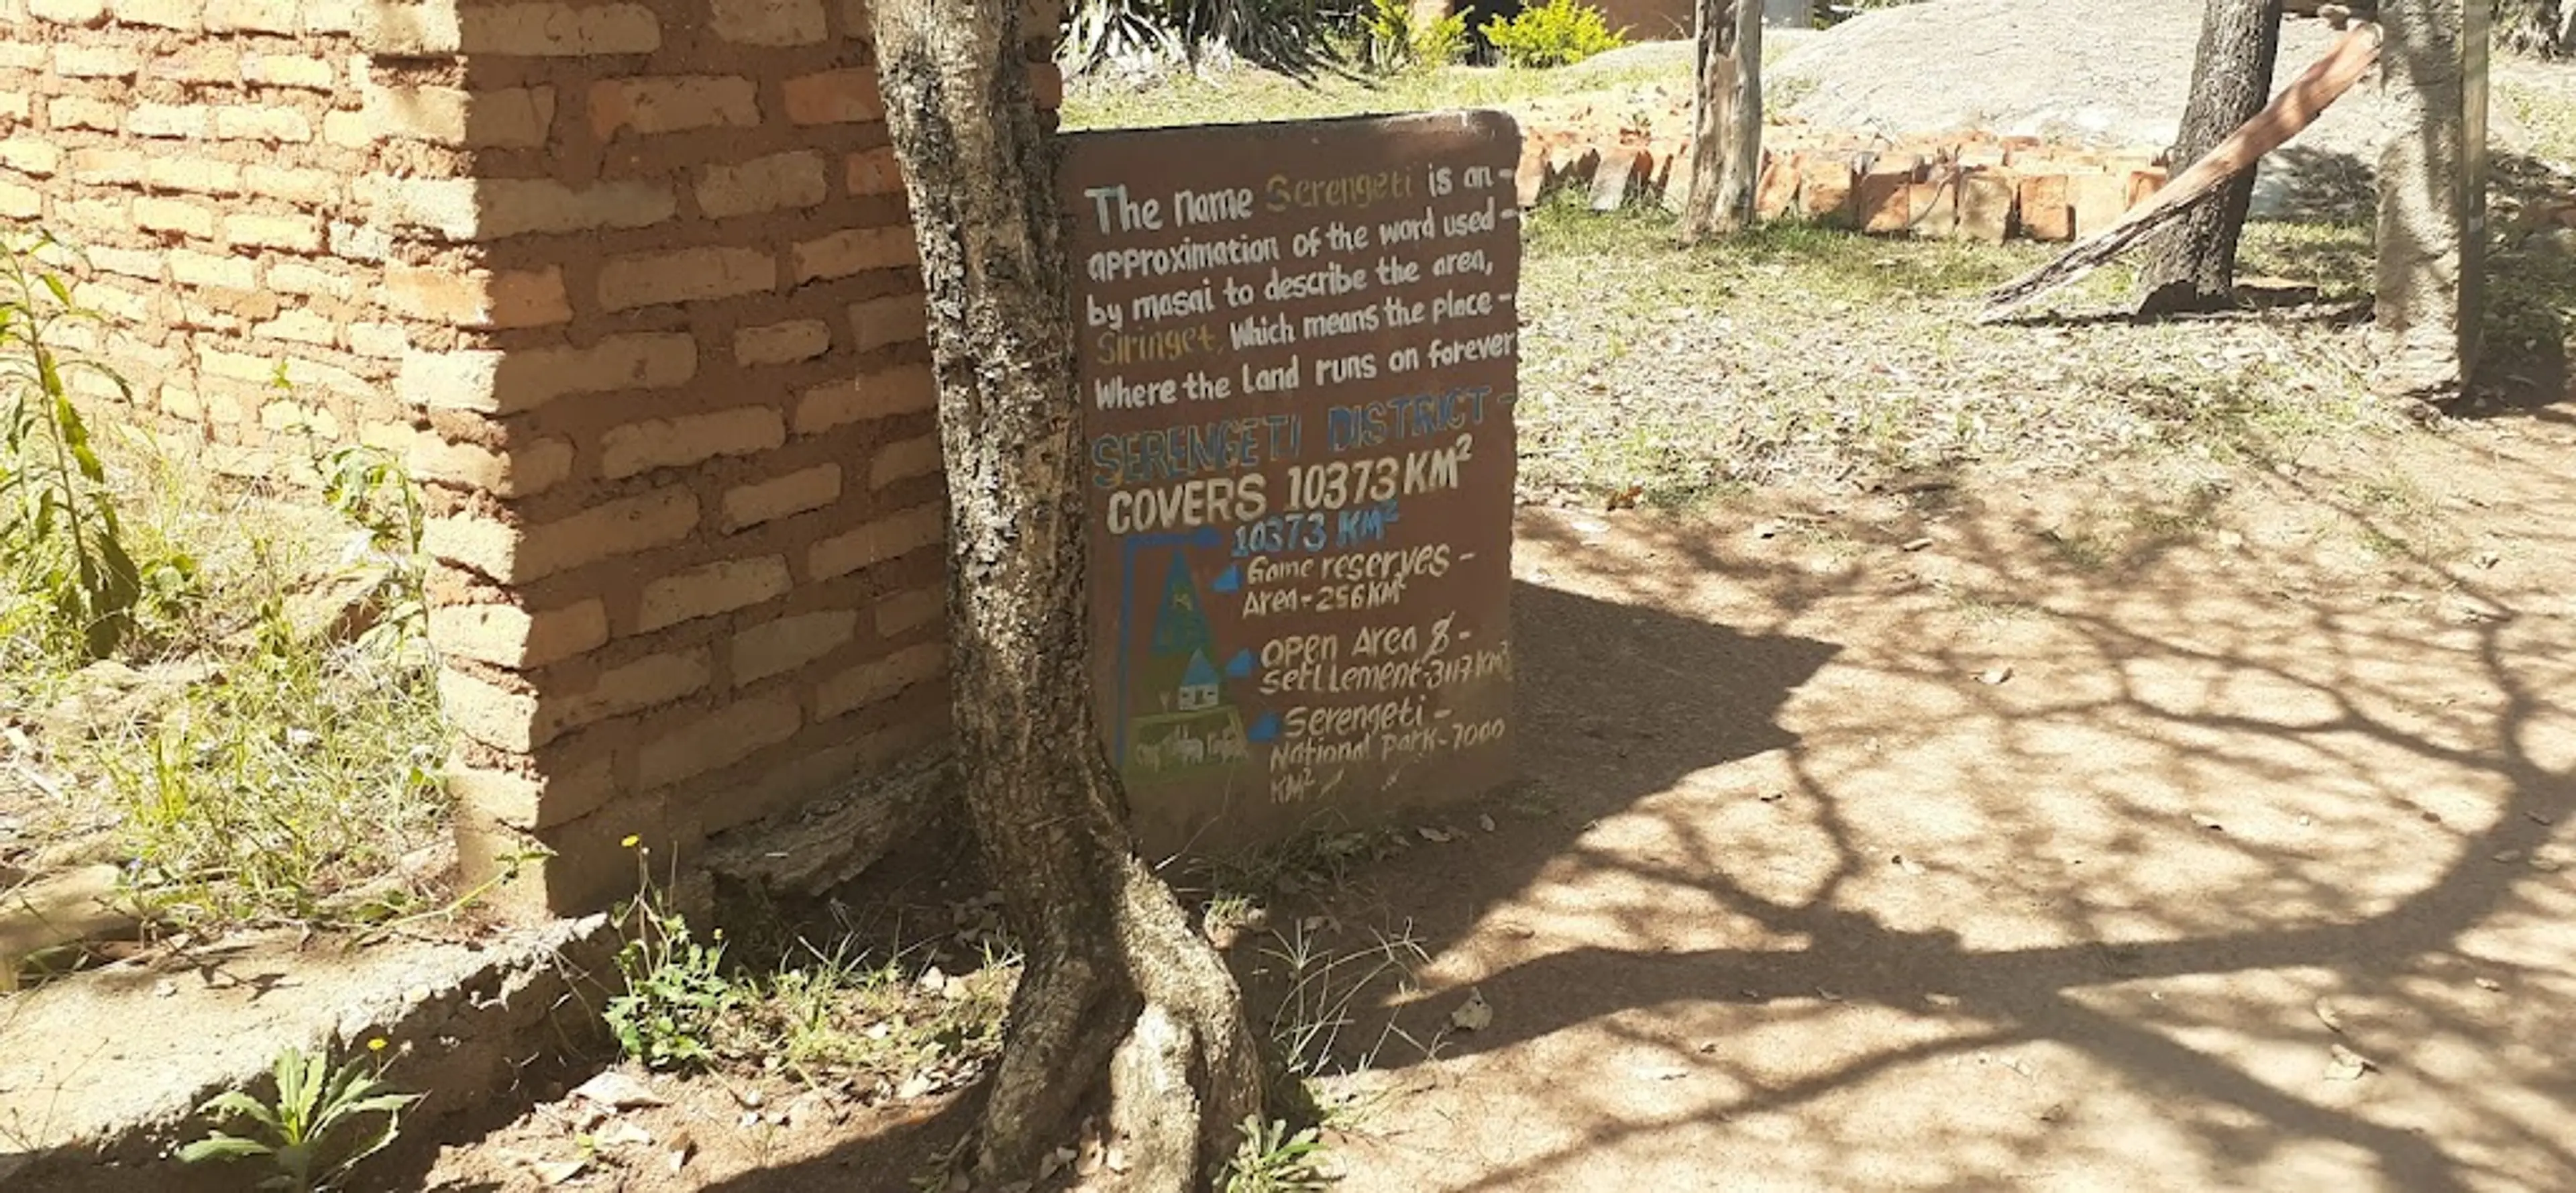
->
1063, 111, 1523, 854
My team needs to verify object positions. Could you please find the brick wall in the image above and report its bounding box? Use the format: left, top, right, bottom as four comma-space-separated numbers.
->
0, 0, 413, 475
2, 0, 1063, 914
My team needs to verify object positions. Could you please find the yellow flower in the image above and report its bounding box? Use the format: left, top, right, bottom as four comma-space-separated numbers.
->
621, 835, 641, 849
368, 1038, 388, 1052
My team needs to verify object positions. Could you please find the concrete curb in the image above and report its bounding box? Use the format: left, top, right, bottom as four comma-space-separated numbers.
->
0, 914, 619, 1191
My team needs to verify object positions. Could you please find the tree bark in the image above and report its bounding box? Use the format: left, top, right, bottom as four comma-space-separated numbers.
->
865, 3, 1265, 1188
2496, 0, 2574, 56
1680, 0, 1764, 242
2136, 0, 2285, 314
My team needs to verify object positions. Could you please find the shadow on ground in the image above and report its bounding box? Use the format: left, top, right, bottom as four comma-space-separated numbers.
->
672, 393, 2576, 1192
1289, 412, 2576, 1191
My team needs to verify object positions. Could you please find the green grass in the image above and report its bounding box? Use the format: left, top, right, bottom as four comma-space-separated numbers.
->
1062, 52, 1685, 132
1, 419, 450, 934
1514, 200, 2404, 506
2499, 79, 2576, 170
720, 938, 1015, 1092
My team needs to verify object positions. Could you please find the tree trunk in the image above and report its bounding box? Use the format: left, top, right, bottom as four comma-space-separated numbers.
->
2496, 0, 2574, 56
2137, 0, 2285, 314
865, 3, 1265, 1189
1680, 0, 1764, 242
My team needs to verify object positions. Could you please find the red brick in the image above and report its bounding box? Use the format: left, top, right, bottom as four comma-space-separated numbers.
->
710, 0, 825, 45
815, 641, 943, 719
2017, 174, 2074, 242
735, 319, 832, 366
868, 434, 940, 488
1796, 159, 1854, 227
1515, 138, 1549, 208
533, 650, 712, 743
849, 293, 928, 354
638, 557, 791, 632
1857, 166, 1915, 234
598, 246, 776, 311
429, 599, 610, 670
386, 265, 573, 329
635, 692, 801, 789
847, 147, 904, 197
1753, 151, 1801, 221
794, 364, 936, 435
599, 406, 786, 480
2069, 172, 2129, 238
782, 69, 883, 125
722, 463, 841, 530
2127, 166, 2169, 209
696, 151, 829, 219
809, 505, 941, 579
792, 227, 916, 283
1587, 146, 1648, 212
589, 76, 758, 140
1958, 171, 2016, 244
1904, 178, 1958, 238
731, 609, 858, 684
873, 586, 941, 637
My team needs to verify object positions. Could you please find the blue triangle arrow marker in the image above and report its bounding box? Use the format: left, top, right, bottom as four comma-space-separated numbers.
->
1246, 713, 1281, 744
1212, 565, 1242, 594
1225, 649, 1254, 679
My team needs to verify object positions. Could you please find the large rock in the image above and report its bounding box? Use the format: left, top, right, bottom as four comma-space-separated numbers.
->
1768, 0, 2408, 216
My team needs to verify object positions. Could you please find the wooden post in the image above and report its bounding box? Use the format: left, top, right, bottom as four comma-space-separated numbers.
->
1680, 0, 1764, 242
2373, 0, 2489, 398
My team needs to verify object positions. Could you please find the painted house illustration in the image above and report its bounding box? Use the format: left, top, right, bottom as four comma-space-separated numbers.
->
1120, 550, 1250, 782
1178, 650, 1220, 711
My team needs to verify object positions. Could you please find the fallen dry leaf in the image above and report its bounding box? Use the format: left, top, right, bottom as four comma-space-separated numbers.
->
598, 1120, 653, 1148
1976, 666, 2014, 686
2314, 997, 2345, 1034
1892, 853, 1927, 876
571, 1071, 665, 1111
2190, 813, 2225, 832
2325, 1043, 2375, 1082
1450, 988, 1495, 1032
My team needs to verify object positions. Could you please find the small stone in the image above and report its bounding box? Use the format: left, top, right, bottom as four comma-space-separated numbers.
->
571, 1071, 665, 1110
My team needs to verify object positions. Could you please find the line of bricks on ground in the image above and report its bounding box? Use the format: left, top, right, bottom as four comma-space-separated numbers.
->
1523, 142, 2173, 242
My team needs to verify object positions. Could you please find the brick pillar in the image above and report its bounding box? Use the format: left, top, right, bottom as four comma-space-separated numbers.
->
356, 0, 1063, 915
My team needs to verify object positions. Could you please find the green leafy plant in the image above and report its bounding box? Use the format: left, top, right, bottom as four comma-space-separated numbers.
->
1362, 0, 1467, 72
316, 439, 429, 654
178, 1039, 420, 1192
0, 227, 140, 658
1482, 0, 1625, 68
1064, 0, 1341, 76
606, 839, 743, 1070
1218, 1114, 1335, 1192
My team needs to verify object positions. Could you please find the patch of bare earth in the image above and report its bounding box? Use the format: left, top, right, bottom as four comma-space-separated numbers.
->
1301, 412, 2576, 1191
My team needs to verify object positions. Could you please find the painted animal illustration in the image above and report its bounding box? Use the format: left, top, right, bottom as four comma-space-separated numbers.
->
1212, 725, 1248, 762
1171, 734, 1207, 765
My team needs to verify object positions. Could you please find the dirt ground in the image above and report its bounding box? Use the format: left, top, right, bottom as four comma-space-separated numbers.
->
405, 397, 2576, 1193
1303, 415, 2576, 1192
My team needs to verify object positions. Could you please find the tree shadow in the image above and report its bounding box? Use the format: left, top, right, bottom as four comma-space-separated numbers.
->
1267, 426, 2576, 1191
667, 378, 2576, 1188
678, 578, 1843, 1192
